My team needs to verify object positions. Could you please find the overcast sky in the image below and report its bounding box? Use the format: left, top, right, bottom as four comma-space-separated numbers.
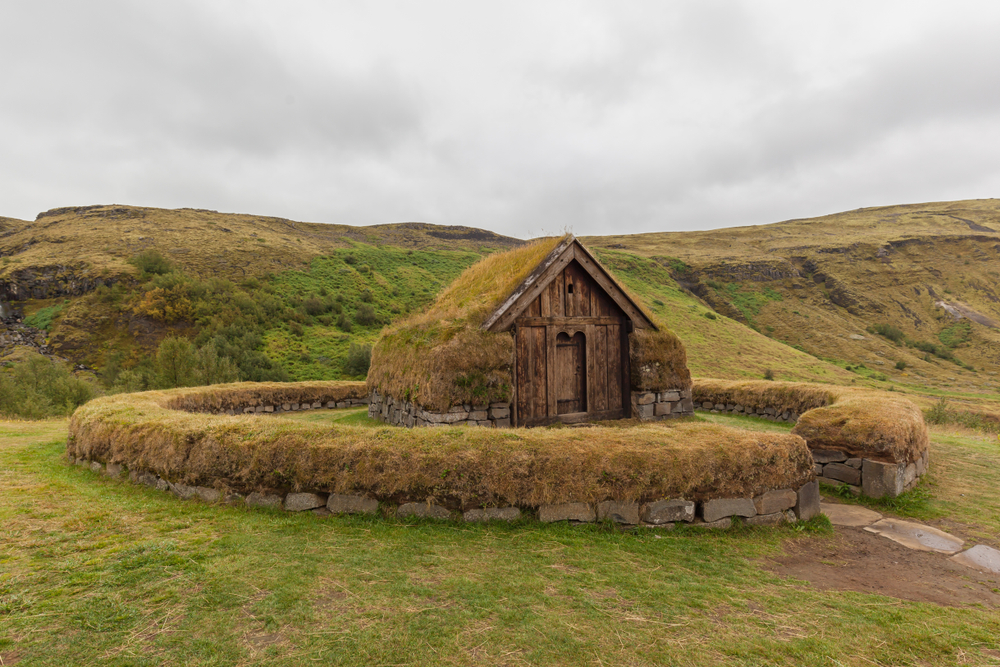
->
3, 1, 1000, 239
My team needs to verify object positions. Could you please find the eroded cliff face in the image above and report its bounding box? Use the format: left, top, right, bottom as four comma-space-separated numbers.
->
0, 265, 124, 301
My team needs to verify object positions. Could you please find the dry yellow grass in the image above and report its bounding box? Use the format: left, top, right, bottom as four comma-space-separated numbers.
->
68, 382, 812, 505
693, 378, 928, 464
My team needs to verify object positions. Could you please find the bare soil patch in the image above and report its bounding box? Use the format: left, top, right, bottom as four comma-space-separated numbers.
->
765, 527, 1000, 607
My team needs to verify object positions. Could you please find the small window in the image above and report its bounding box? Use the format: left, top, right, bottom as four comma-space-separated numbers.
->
567, 283, 574, 294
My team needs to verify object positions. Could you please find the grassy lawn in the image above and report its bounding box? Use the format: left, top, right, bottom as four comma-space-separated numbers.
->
2, 419, 1000, 666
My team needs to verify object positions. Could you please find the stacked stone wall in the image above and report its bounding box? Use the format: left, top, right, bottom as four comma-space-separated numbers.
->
72, 455, 820, 529
368, 390, 510, 428
199, 396, 370, 416
695, 402, 927, 498
631, 389, 694, 421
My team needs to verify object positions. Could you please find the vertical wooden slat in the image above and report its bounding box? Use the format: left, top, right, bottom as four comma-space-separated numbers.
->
527, 295, 540, 317
540, 282, 551, 317
608, 323, 621, 414
620, 321, 631, 417
595, 325, 609, 411
545, 326, 557, 418
577, 268, 591, 316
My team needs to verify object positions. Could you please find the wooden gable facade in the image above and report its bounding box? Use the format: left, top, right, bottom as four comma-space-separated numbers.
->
483, 237, 655, 426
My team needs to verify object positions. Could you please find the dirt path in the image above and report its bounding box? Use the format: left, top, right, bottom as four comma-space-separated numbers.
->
764, 525, 1000, 607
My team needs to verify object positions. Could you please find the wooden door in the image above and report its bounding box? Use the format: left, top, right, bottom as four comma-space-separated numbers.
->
515, 325, 547, 423
555, 331, 586, 415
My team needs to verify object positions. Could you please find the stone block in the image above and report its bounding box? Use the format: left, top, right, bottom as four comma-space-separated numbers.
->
489, 407, 510, 419
654, 402, 673, 416
282, 403, 291, 411
463, 507, 521, 522
636, 392, 656, 405
196, 487, 221, 503
823, 462, 862, 486
596, 500, 640, 524
640, 522, 675, 530
634, 403, 654, 419
538, 502, 595, 523
263, 405, 274, 413
702, 498, 755, 523
291, 403, 299, 410
915, 452, 927, 477
246, 492, 284, 509
753, 489, 797, 515
811, 449, 848, 464
680, 398, 694, 412
170, 482, 198, 500
398, 502, 451, 520
701, 401, 714, 409
422, 410, 469, 424
468, 410, 489, 421
660, 391, 680, 402
104, 463, 123, 478
254, 406, 265, 413
813, 463, 823, 475
793, 480, 820, 521
285, 492, 326, 511
903, 462, 918, 488
862, 459, 905, 498
641, 499, 695, 524
691, 517, 732, 530
745, 512, 790, 527
89, 461, 103, 473
494, 418, 511, 428
845, 458, 863, 469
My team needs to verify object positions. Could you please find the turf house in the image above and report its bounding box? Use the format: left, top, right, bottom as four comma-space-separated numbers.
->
368, 235, 694, 427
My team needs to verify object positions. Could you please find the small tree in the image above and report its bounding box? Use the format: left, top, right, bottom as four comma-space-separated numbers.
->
344, 343, 372, 377
763, 369, 775, 381
156, 336, 197, 388
129, 249, 173, 276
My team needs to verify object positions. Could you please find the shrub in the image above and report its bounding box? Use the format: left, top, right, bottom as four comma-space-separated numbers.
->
356, 304, 378, 326
303, 295, 326, 316
360, 288, 375, 303
129, 249, 173, 276
703, 311, 717, 320
0, 353, 99, 419
289, 322, 304, 337
895, 360, 907, 371
763, 369, 775, 381
868, 323, 905, 344
344, 343, 372, 378
336, 313, 353, 332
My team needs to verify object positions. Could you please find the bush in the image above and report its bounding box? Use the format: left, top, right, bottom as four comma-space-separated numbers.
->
703, 311, 717, 320
289, 322, 304, 337
336, 313, 353, 332
303, 295, 327, 316
868, 323, 905, 344
895, 360, 907, 371
129, 249, 173, 276
344, 343, 372, 378
0, 354, 99, 419
763, 369, 775, 381
356, 304, 378, 326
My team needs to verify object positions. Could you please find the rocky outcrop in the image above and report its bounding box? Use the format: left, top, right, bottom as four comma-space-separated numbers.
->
0, 265, 125, 301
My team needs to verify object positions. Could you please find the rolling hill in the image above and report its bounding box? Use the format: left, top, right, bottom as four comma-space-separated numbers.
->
0, 200, 997, 420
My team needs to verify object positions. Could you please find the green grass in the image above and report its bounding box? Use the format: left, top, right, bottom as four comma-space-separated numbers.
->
3, 420, 1000, 665
276, 406, 378, 426
22, 302, 65, 331
264, 244, 480, 380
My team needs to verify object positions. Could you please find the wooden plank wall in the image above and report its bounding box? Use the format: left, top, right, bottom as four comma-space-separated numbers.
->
515, 260, 628, 425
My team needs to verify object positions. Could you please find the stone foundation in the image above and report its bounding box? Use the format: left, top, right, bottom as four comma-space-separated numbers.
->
631, 389, 695, 421
368, 390, 511, 428
75, 455, 819, 528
